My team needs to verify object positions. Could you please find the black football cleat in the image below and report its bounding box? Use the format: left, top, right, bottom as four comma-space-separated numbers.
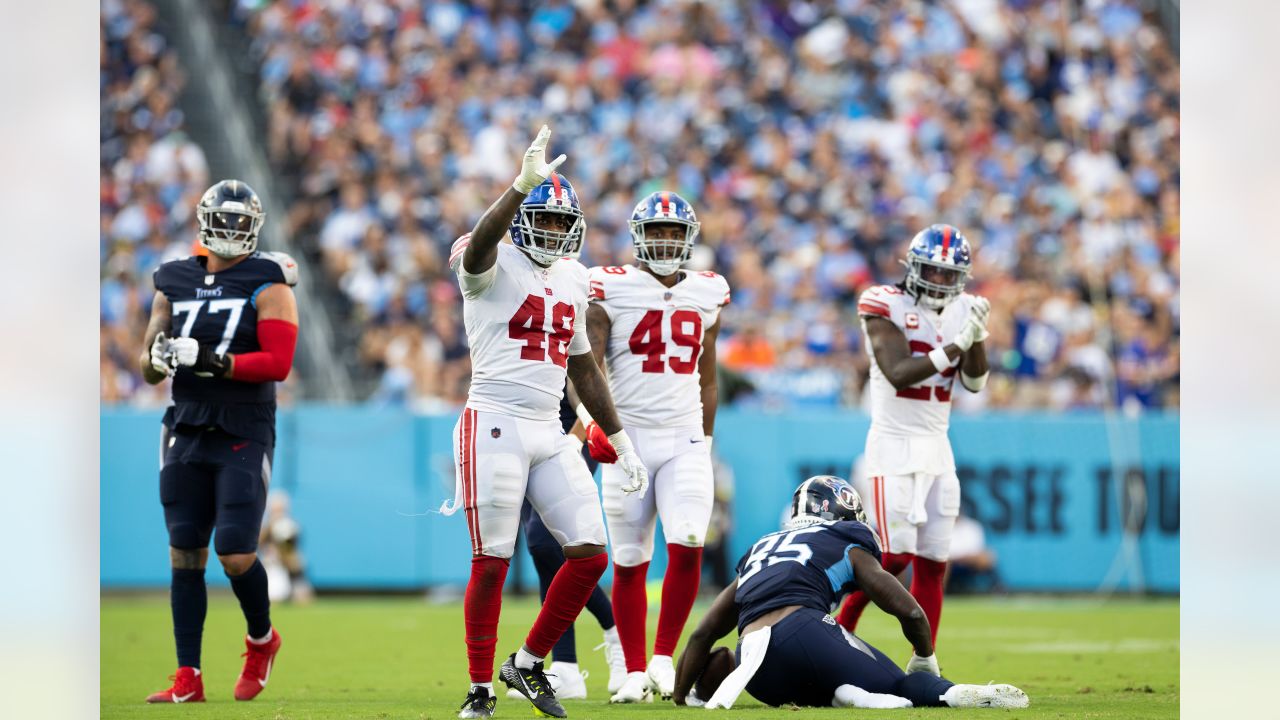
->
457, 685, 496, 719
499, 654, 566, 718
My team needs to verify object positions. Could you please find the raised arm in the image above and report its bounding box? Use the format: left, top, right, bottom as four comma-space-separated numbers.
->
673, 579, 739, 705
698, 315, 721, 439
463, 125, 566, 275
847, 547, 933, 659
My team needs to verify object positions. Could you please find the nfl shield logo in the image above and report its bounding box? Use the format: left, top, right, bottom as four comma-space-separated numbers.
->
663, 291, 673, 301
204, 275, 215, 285
491, 427, 501, 439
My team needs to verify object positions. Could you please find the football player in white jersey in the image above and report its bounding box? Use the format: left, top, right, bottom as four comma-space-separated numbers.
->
834, 224, 990, 675
441, 126, 649, 720
575, 191, 730, 703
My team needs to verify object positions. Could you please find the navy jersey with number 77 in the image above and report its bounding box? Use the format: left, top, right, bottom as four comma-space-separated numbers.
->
152, 251, 298, 444
734, 521, 882, 633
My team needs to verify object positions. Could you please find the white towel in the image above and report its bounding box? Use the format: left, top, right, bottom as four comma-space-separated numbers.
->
706, 627, 770, 710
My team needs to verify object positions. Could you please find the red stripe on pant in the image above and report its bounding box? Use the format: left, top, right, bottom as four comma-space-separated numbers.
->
463, 409, 481, 555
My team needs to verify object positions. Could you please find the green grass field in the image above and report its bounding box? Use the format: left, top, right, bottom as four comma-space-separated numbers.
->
102, 593, 1178, 719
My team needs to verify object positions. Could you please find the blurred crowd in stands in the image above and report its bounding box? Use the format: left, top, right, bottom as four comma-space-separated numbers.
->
102, 0, 1179, 415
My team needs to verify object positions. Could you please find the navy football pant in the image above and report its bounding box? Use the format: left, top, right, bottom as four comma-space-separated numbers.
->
160, 425, 272, 556
742, 608, 953, 707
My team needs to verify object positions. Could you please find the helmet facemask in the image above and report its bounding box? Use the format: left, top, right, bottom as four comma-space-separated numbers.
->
630, 218, 699, 276
905, 256, 969, 310
513, 205, 585, 266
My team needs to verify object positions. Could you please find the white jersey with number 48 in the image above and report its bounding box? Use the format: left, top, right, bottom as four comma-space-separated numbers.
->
589, 265, 730, 428
449, 236, 592, 422
858, 285, 982, 473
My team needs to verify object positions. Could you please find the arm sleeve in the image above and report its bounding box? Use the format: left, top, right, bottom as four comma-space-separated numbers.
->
568, 301, 592, 356
229, 318, 298, 382
450, 233, 498, 299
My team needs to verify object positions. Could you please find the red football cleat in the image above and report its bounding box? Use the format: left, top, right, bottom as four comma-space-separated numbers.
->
234, 628, 282, 701
145, 666, 205, 703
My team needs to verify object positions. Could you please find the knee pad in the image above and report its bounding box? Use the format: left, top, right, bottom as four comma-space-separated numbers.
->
613, 544, 653, 568
213, 524, 258, 556
166, 522, 209, 551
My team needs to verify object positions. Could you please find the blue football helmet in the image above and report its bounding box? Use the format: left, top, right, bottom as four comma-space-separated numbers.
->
785, 475, 867, 530
903, 223, 972, 309
629, 191, 700, 276
510, 173, 585, 266
197, 179, 264, 258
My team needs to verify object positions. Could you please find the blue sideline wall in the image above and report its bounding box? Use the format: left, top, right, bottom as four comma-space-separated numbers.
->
102, 407, 1178, 592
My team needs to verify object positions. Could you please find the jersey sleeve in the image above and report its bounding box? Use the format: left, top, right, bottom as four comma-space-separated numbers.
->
258, 251, 300, 287
568, 262, 593, 356
832, 521, 883, 564
857, 285, 902, 323
449, 233, 497, 299
586, 266, 616, 319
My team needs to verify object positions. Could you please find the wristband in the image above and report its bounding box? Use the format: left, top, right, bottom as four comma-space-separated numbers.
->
575, 402, 594, 426
928, 347, 951, 374
607, 430, 634, 455
961, 371, 989, 391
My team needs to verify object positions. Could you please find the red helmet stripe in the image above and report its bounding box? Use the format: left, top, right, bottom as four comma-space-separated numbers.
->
940, 225, 952, 261
550, 173, 563, 203
660, 191, 671, 216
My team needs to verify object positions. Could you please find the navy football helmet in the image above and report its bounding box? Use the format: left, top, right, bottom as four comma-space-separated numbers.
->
785, 476, 867, 530
510, 173, 585, 266
903, 223, 972, 309
629, 190, 700, 276
197, 179, 265, 258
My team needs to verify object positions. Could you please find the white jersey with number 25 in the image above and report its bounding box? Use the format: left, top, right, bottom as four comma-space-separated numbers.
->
449, 236, 591, 422
589, 265, 730, 428
858, 284, 983, 474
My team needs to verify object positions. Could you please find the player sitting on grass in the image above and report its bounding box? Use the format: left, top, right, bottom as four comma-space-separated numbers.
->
672, 476, 1029, 710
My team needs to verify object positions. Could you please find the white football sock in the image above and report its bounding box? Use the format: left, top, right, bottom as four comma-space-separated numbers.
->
516, 647, 543, 670
248, 629, 274, 645
471, 682, 493, 693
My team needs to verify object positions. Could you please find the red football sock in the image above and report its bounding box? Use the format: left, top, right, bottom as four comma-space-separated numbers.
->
654, 544, 702, 657
836, 552, 914, 632
910, 556, 948, 646
611, 561, 650, 672
464, 556, 510, 684
524, 553, 608, 658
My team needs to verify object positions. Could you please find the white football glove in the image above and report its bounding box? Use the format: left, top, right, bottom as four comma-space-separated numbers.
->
951, 313, 986, 352
149, 332, 175, 377
969, 295, 991, 324
512, 124, 568, 194
905, 652, 941, 676
169, 337, 200, 368
609, 430, 649, 499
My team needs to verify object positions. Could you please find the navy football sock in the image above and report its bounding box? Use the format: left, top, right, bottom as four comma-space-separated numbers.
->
895, 671, 954, 707
227, 559, 272, 639
584, 583, 615, 630
171, 567, 207, 668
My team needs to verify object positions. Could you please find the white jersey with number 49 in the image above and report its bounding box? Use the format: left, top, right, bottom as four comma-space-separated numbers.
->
450, 236, 592, 422
589, 265, 730, 428
859, 283, 982, 446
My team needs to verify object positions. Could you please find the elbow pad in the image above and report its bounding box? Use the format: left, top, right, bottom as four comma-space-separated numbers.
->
960, 371, 988, 392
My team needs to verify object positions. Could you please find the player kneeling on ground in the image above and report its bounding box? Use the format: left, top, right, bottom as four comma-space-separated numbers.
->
672, 477, 1028, 710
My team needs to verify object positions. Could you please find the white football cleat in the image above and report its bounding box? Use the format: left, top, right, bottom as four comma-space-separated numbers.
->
610, 671, 653, 703
549, 661, 588, 700
596, 627, 628, 693
943, 683, 1030, 709
646, 654, 676, 700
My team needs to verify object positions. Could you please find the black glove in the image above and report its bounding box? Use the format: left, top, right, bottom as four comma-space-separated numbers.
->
192, 347, 231, 378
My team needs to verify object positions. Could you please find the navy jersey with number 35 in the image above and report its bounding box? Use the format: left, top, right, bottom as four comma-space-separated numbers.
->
152, 251, 298, 443
734, 521, 882, 632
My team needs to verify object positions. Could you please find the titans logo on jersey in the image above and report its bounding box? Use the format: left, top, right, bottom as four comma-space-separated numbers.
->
734, 521, 882, 632
152, 251, 298, 443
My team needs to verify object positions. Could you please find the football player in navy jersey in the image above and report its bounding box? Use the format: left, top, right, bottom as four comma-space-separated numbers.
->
139, 180, 299, 704
672, 477, 1028, 710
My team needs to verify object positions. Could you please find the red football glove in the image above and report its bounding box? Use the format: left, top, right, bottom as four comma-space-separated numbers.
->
585, 421, 619, 463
